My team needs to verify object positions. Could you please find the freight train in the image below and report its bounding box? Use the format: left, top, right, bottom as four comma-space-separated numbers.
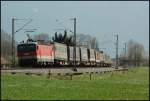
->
17, 41, 112, 67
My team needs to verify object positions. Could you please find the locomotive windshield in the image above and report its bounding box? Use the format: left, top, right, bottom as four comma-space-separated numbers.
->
17, 44, 36, 52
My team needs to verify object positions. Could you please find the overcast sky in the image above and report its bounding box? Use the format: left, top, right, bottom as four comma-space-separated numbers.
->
1, 1, 149, 58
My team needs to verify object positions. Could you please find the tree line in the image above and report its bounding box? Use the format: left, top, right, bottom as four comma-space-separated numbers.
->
119, 39, 149, 67
1, 29, 14, 64
28, 30, 100, 50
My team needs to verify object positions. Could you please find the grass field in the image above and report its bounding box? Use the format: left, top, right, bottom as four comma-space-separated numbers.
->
1, 67, 149, 100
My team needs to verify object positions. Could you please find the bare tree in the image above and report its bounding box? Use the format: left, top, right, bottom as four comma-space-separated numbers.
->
76, 33, 99, 50
52, 30, 74, 46
128, 40, 145, 66
1, 29, 14, 65
120, 39, 146, 67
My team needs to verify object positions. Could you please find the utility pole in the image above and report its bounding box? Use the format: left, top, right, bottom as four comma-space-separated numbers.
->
115, 34, 119, 69
69, 18, 77, 71
56, 18, 77, 71
73, 18, 77, 71
70, 18, 77, 71
134, 45, 137, 67
123, 42, 127, 67
124, 42, 127, 57
12, 18, 15, 67
11, 18, 33, 68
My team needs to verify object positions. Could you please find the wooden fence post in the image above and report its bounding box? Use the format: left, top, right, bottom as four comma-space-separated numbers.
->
11, 72, 16, 75
90, 73, 92, 80
111, 71, 113, 77
48, 70, 51, 79
70, 74, 73, 80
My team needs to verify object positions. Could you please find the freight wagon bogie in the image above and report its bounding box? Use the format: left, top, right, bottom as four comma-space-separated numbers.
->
54, 59, 68, 66
36, 61, 53, 67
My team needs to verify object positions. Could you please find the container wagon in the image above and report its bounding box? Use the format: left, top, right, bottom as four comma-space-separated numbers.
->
80, 47, 88, 66
68, 46, 80, 66
88, 49, 96, 66
99, 51, 105, 67
95, 50, 101, 66
54, 42, 68, 65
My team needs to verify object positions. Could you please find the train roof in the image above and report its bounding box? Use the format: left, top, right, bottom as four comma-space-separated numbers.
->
18, 41, 53, 46
18, 42, 38, 45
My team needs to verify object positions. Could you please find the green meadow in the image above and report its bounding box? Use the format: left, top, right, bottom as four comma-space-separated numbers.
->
1, 67, 149, 100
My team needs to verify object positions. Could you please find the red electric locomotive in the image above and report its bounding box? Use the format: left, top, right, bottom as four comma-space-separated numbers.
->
17, 42, 54, 67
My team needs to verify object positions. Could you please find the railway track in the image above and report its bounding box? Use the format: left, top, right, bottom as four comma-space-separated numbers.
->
1, 66, 128, 74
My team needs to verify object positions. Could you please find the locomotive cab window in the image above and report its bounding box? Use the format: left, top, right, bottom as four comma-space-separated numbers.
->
17, 44, 36, 52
